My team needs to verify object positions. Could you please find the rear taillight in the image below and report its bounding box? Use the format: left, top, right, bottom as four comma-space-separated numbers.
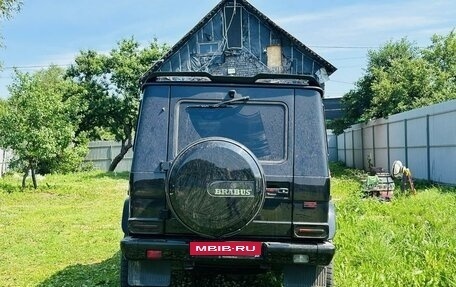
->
146, 250, 162, 260
303, 201, 317, 209
128, 221, 161, 234
294, 226, 328, 239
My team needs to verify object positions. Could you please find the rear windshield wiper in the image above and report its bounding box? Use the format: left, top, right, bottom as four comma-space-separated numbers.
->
211, 96, 250, 108
188, 96, 250, 109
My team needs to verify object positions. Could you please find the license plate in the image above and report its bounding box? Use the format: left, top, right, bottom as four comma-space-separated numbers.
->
190, 241, 262, 257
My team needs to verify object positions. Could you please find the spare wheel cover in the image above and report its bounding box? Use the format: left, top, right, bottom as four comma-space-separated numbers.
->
167, 137, 265, 238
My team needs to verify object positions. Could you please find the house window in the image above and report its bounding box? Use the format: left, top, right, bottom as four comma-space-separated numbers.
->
199, 43, 220, 54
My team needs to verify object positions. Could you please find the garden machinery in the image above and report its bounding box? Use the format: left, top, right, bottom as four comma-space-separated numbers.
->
391, 160, 416, 195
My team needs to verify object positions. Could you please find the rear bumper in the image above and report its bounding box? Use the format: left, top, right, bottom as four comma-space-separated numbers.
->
121, 237, 335, 269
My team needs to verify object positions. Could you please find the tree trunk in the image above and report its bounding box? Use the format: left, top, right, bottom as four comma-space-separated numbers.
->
31, 167, 37, 189
22, 171, 27, 188
108, 137, 133, 172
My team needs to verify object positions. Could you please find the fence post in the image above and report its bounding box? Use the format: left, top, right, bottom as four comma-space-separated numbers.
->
404, 119, 408, 167
426, 115, 431, 181
108, 144, 113, 171
361, 127, 365, 170
352, 130, 355, 168
344, 132, 347, 165
372, 126, 376, 167
387, 122, 390, 172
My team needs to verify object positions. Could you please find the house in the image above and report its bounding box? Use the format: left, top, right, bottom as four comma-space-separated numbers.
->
143, 0, 336, 89
323, 97, 344, 120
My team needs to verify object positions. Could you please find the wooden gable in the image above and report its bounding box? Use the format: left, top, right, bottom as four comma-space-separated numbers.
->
144, 0, 336, 85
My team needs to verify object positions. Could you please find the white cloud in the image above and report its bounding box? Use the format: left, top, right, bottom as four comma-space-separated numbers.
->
274, 0, 455, 47
268, 0, 455, 97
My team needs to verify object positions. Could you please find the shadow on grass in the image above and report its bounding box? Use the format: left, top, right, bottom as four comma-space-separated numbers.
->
37, 252, 121, 287
85, 171, 130, 181
411, 179, 456, 194
36, 251, 282, 287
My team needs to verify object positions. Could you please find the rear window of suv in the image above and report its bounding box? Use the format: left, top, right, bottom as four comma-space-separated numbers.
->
175, 101, 287, 162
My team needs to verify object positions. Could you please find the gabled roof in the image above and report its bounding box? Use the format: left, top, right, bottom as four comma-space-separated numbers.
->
144, 0, 336, 82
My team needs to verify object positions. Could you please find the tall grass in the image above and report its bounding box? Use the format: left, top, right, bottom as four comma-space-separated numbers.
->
1, 165, 455, 286
331, 162, 456, 286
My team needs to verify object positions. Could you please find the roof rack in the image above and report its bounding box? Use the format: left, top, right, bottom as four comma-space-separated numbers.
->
141, 72, 321, 88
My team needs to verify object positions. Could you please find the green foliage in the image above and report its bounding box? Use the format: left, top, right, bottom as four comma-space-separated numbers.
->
422, 30, 456, 100
335, 31, 456, 134
0, 66, 88, 187
37, 134, 89, 174
369, 57, 435, 118
0, 0, 21, 20
67, 38, 169, 171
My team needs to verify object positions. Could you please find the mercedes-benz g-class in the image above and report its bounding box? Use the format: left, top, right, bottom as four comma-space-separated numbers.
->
120, 72, 336, 287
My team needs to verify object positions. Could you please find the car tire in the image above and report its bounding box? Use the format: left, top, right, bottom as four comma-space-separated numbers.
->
121, 198, 130, 236
120, 256, 131, 287
167, 137, 266, 238
326, 261, 334, 287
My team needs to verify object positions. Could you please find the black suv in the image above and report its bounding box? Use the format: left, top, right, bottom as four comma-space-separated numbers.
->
120, 72, 336, 287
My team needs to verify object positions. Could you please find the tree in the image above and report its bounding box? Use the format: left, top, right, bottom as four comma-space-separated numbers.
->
330, 39, 419, 134
0, 0, 22, 50
67, 38, 168, 171
332, 32, 456, 134
0, 0, 21, 20
0, 66, 86, 188
422, 30, 456, 100
0, 98, 6, 111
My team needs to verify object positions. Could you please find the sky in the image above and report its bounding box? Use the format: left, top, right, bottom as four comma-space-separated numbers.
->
0, 0, 455, 99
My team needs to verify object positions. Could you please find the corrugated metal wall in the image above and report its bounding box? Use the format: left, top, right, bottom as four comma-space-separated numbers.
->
1, 143, 134, 175
84, 133, 339, 173
337, 99, 456, 185
327, 130, 338, 162
0, 149, 13, 176
85, 141, 133, 172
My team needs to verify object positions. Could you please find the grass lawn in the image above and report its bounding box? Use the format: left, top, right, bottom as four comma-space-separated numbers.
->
330, 163, 456, 286
1, 164, 456, 286
0, 171, 127, 287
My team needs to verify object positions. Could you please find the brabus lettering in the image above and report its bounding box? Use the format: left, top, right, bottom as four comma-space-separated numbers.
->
242, 189, 251, 196
210, 187, 253, 197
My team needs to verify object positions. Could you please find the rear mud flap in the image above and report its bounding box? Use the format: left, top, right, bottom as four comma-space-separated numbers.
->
283, 265, 327, 287
128, 260, 171, 287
